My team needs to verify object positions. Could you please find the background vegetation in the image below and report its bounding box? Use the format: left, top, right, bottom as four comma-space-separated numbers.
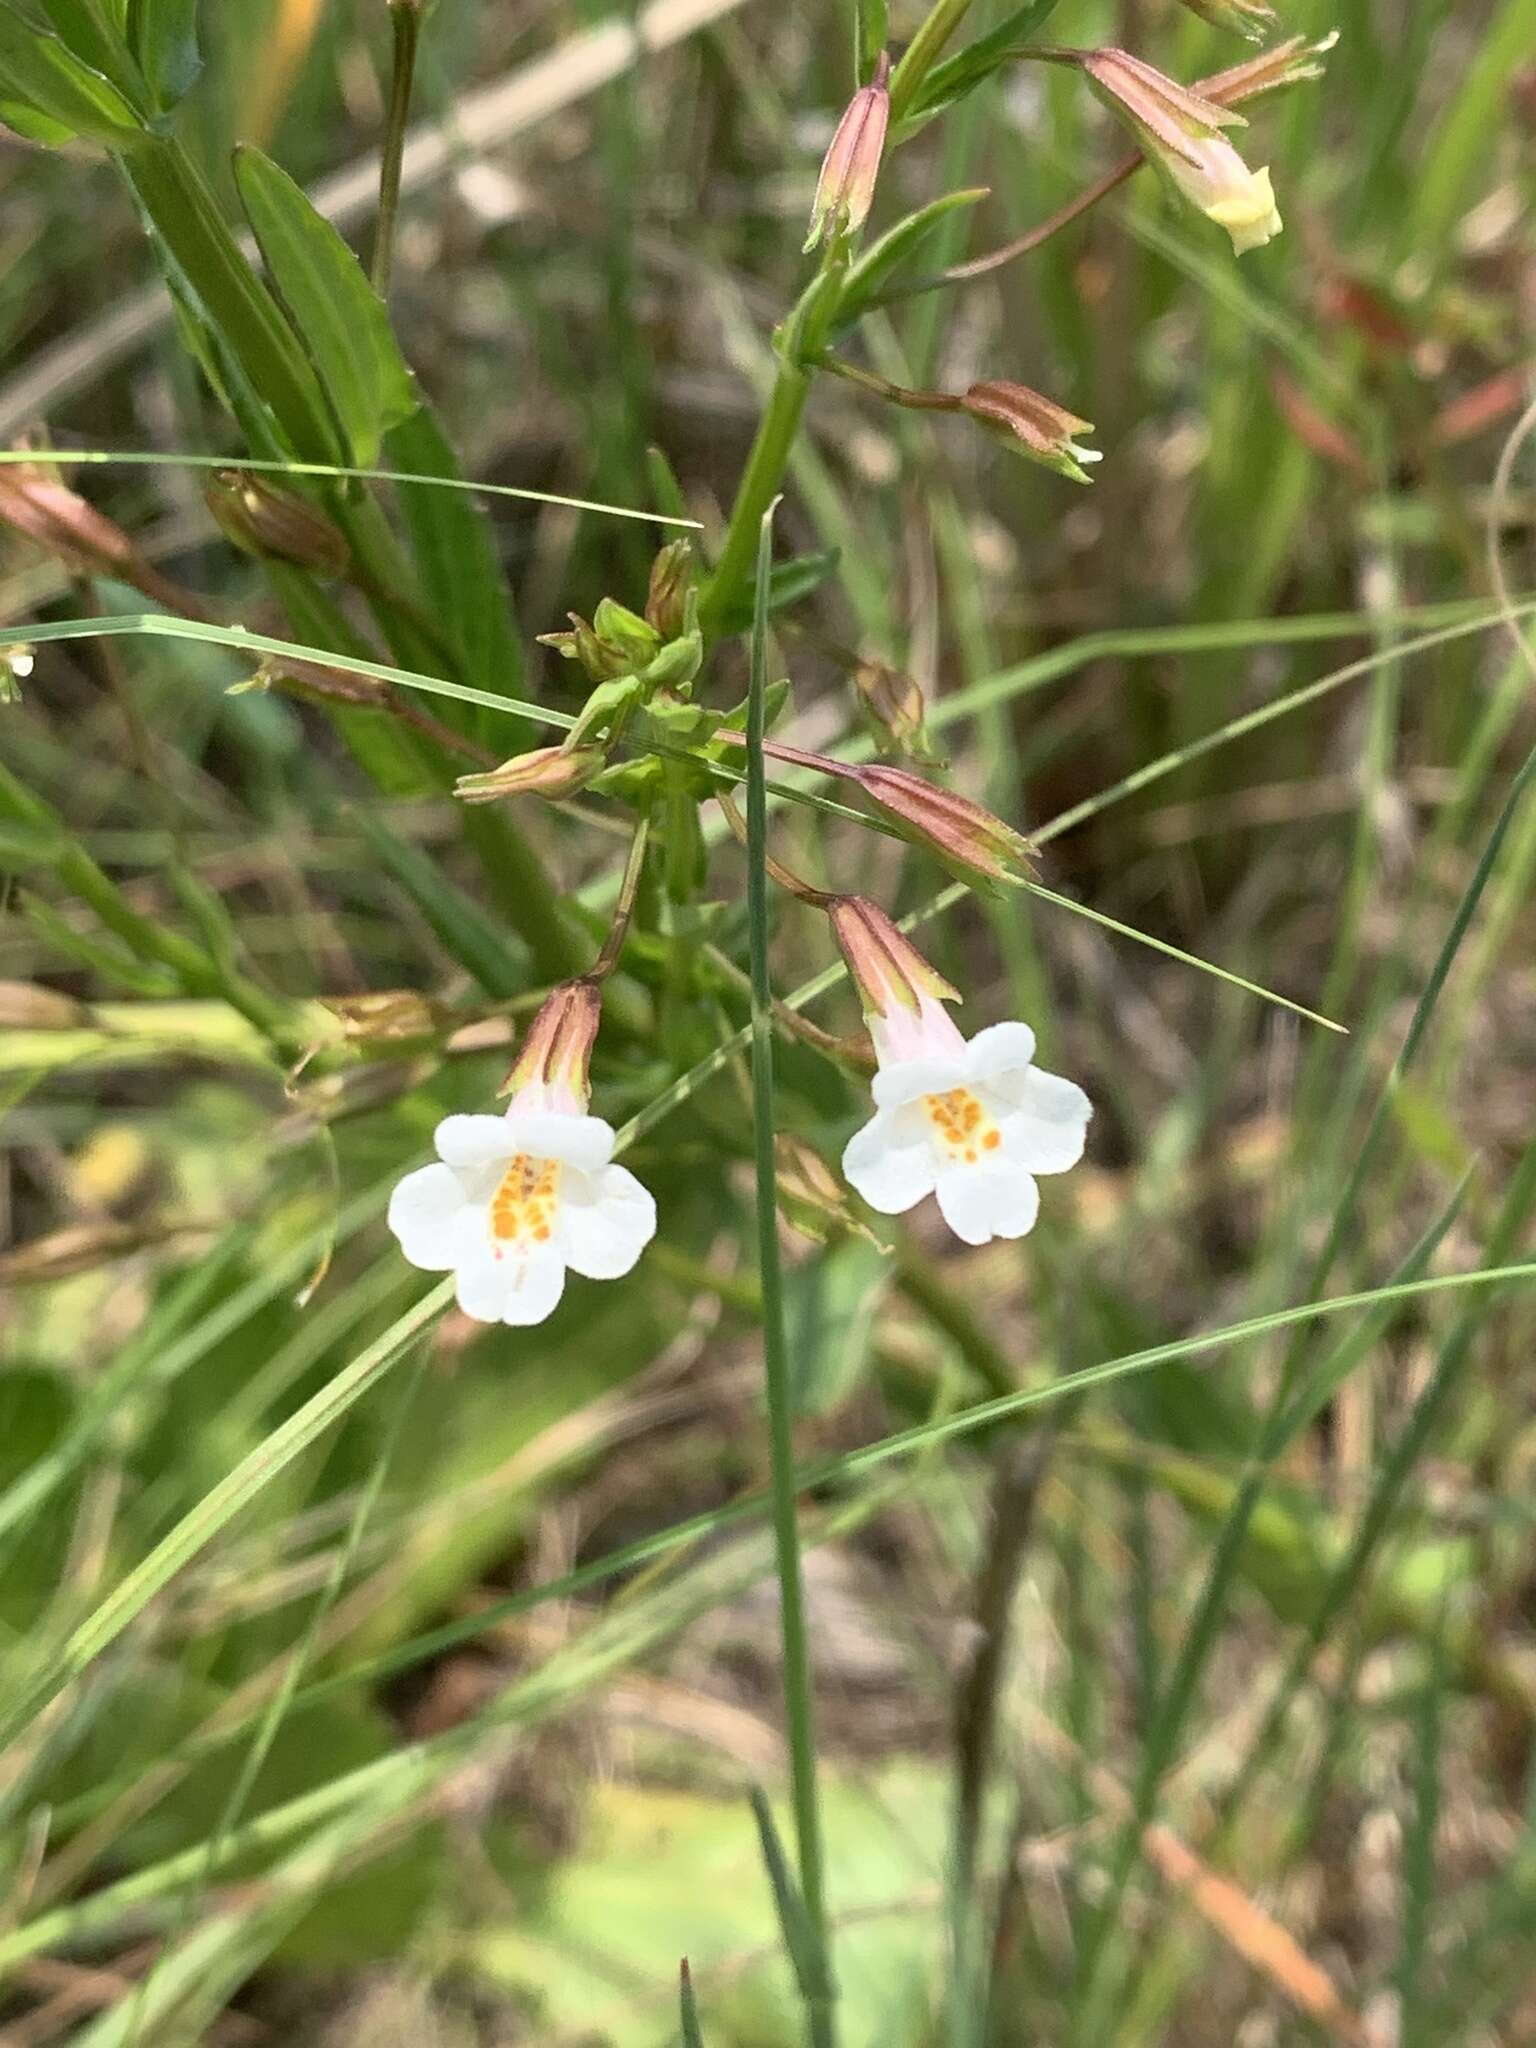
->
0, 0, 1533, 2043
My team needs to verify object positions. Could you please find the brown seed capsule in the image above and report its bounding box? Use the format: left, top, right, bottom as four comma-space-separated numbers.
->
644, 540, 694, 640
0, 465, 203, 613
1199, 30, 1336, 108
851, 762, 1035, 886
204, 470, 351, 575
853, 659, 934, 758
960, 380, 1101, 483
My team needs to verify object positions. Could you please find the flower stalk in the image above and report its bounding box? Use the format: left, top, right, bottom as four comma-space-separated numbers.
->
373, 0, 425, 298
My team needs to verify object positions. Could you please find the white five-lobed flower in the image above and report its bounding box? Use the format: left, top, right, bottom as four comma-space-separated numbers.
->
387, 1094, 656, 1326
842, 1012, 1091, 1246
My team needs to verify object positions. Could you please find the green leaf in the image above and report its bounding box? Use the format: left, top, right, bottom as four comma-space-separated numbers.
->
854, 0, 887, 82
748, 1785, 832, 2008
125, 0, 198, 109
0, 5, 142, 141
903, 0, 1061, 126
125, 140, 342, 464
263, 563, 439, 797
712, 551, 841, 637
785, 1238, 889, 1415
233, 143, 417, 466
31, 0, 140, 93
476, 1768, 947, 2048
833, 188, 987, 333
352, 804, 525, 1000
384, 404, 528, 745
680, 1961, 706, 2048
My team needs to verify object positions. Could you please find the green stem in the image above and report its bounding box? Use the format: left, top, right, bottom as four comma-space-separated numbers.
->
699, 259, 849, 642
745, 509, 834, 2048
698, 358, 811, 641
373, 1, 423, 299
888, 0, 977, 123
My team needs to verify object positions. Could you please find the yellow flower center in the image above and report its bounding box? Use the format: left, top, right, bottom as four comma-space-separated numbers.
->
922, 1087, 1002, 1165
490, 1153, 562, 1246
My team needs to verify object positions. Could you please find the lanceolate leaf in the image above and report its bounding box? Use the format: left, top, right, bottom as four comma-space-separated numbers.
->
833, 187, 988, 331
0, 4, 143, 142
31, 0, 141, 96
712, 550, 841, 636
384, 404, 529, 744
903, 0, 1062, 126
234, 144, 417, 467
126, 0, 199, 109
126, 140, 342, 464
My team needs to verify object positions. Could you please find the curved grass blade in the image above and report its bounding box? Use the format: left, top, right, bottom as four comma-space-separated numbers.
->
0, 447, 701, 526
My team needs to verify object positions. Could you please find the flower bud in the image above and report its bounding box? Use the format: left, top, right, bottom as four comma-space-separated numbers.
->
203, 470, 351, 574
453, 745, 606, 805
538, 613, 632, 681
1175, 0, 1277, 39
960, 380, 1101, 482
853, 659, 935, 759
501, 978, 601, 1110
1084, 47, 1282, 254
851, 762, 1035, 887
644, 540, 694, 639
828, 895, 963, 1066
641, 628, 704, 693
592, 597, 663, 670
804, 52, 891, 253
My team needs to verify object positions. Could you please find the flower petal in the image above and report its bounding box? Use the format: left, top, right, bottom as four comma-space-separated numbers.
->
843, 1108, 939, 1214
387, 1162, 477, 1270
434, 1114, 519, 1172
999, 1069, 1092, 1174
562, 1164, 657, 1280
453, 1241, 511, 1322
964, 1019, 1037, 1085
871, 1053, 968, 1110
503, 1110, 615, 1172
500, 1244, 567, 1325
935, 1161, 1039, 1245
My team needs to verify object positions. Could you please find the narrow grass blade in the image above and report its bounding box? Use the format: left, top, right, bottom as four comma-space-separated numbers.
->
745, 502, 836, 2046
0, 447, 700, 525
679, 1959, 706, 2048
748, 1784, 833, 2008
1015, 879, 1346, 1035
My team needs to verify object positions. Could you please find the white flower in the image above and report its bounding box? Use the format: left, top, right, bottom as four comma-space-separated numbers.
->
387, 1100, 656, 1325
842, 1007, 1091, 1247
1164, 141, 1281, 254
